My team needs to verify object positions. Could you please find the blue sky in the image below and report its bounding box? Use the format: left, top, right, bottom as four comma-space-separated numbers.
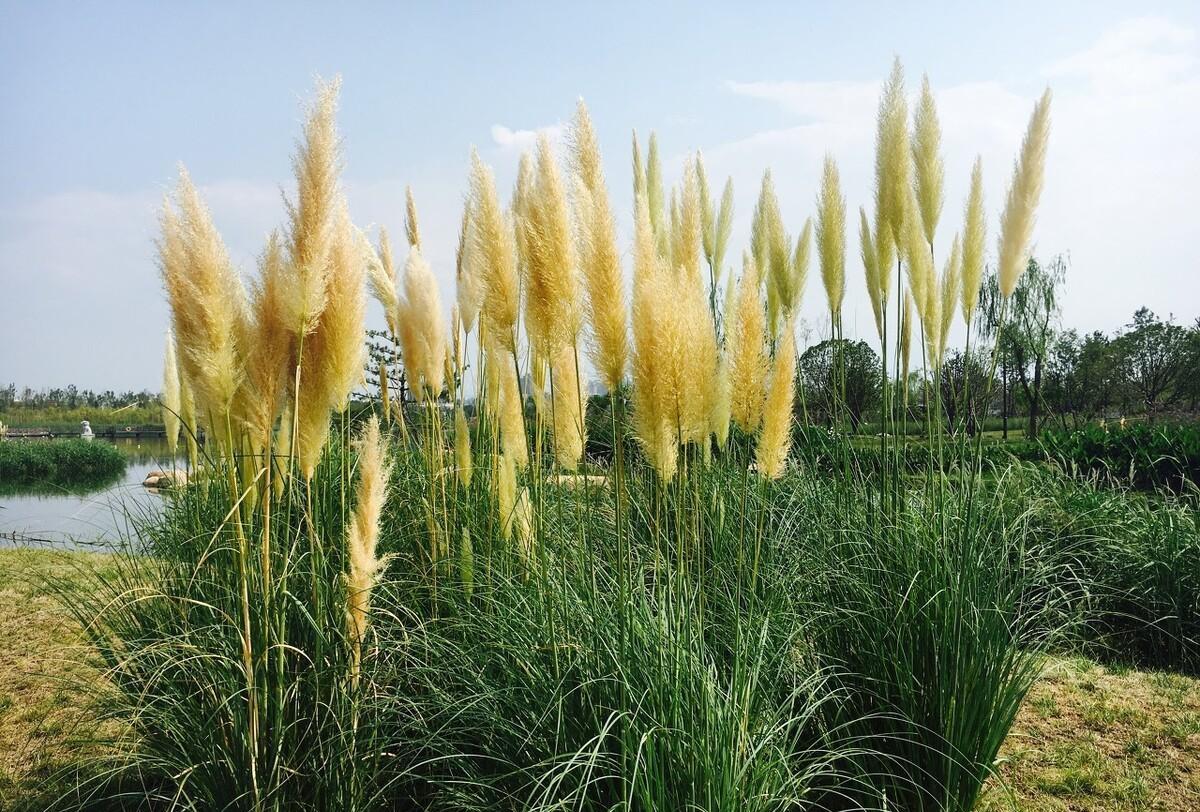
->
2, 1, 1198, 391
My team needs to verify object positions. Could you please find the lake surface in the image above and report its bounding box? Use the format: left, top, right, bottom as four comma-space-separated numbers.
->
0, 437, 181, 550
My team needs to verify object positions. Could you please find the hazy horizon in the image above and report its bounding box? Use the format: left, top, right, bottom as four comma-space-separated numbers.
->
3, 1, 1198, 392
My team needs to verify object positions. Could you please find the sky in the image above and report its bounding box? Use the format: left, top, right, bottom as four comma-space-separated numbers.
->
2, 1, 1198, 392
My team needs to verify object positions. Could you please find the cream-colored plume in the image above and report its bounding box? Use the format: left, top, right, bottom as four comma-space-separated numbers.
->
496, 451, 517, 540
911, 74, 944, 246
454, 404, 472, 488
368, 227, 401, 337
998, 89, 1052, 297
816, 155, 846, 320
496, 345, 528, 467
345, 415, 392, 681
404, 185, 422, 250
283, 77, 341, 339
455, 203, 484, 335
860, 207, 883, 339
569, 100, 628, 393
874, 58, 911, 251
550, 345, 586, 471
396, 247, 447, 400
468, 149, 520, 352
938, 234, 962, 364
518, 133, 581, 357
960, 157, 986, 324
755, 320, 797, 480
161, 331, 182, 457
728, 252, 768, 433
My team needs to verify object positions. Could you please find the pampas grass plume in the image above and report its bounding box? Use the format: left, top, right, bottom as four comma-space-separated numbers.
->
756, 319, 797, 480
404, 185, 422, 249
570, 100, 628, 392
961, 156, 986, 323
345, 415, 392, 681
860, 207, 883, 339
816, 155, 846, 319
998, 89, 1052, 297
551, 346, 586, 471
161, 331, 182, 457
468, 149, 520, 352
912, 74, 944, 245
875, 58, 911, 250
454, 404, 472, 488
397, 247, 447, 400
729, 251, 768, 433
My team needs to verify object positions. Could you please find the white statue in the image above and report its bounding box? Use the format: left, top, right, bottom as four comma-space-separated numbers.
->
80, 420, 95, 440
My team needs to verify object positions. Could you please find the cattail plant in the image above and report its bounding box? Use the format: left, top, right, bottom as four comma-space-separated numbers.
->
998, 89, 1053, 297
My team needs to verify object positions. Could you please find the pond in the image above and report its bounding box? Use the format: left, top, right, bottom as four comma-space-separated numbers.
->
0, 437, 182, 550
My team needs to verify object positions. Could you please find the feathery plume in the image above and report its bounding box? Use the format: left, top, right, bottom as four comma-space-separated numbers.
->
320, 205, 368, 412
396, 247, 446, 400
816, 155, 846, 320
550, 346, 586, 471
646, 132, 665, 242
860, 207, 883, 339
938, 234, 962, 363
496, 451, 517, 540
697, 153, 714, 267
345, 415, 392, 682
960, 157, 986, 324
454, 404, 472, 488
518, 133, 581, 356
368, 228, 401, 337
239, 232, 294, 446
455, 203, 484, 335
998, 89, 1052, 297
161, 331, 181, 457
788, 218, 812, 319
631, 130, 646, 200
711, 352, 732, 449
911, 74, 944, 245
283, 76, 341, 339
756, 320, 797, 480
714, 177, 734, 278
728, 252, 768, 433
404, 186, 422, 249
630, 192, 677, 480
160, 170, 246, 427
569, 100, 628, 392
874, 58, 911, 251
901, 186, 934, 330
497, 346, 528, 467
468, 149, 520, 352
677, 161, 702, 284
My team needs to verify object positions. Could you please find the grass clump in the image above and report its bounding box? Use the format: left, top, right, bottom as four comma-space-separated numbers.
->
0, 440, 126, 494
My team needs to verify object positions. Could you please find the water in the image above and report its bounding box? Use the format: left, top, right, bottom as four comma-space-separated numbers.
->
0, 437, 182, 550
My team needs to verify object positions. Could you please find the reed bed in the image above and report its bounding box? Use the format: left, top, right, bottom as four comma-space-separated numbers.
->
46, 64, 1171, 812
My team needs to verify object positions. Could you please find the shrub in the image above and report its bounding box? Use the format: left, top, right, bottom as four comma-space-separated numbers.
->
0, 440, 125, 493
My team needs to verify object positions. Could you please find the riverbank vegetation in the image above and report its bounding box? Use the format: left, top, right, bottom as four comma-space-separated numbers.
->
16, 65, 1199, 811
0, 440, 126, 494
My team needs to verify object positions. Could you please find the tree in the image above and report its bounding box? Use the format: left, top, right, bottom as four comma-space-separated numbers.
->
1113, 308, 1190, 418
979, 255, 1065, 439
799, 338, 880, 430
939, 349, 992, 435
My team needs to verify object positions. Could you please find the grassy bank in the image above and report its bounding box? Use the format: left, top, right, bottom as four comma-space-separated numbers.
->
3, 549, 1194, 810
0, 440, 126, 494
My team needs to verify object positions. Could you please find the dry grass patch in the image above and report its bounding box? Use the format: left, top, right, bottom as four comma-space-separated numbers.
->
980, 657, 1200, 811
0, 549, 115, 808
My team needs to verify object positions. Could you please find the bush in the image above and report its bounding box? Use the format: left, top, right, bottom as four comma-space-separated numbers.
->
0, 440, 125, 493
1015, 422, 1200, 491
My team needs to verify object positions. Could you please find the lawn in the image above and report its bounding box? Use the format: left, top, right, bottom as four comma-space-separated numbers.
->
1, 549, 1196, 810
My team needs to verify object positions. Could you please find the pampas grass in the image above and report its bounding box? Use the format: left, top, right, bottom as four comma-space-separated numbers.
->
551, 345, 586, 471
283, 76, 340, 339
860, 207, 883, 339
345, 415, 392, 682
998, 89, 1053, 297
570, 100, 628, 393
454, 404, 472, 487
729, 252, 768, 433
404, 185, 422, 249
961, 157, 986, 324
161, 330, 182, 457
455, 204, 484, 336
816, 155, 846, 322
875, 57, 911, 252
396, 247, 446, 400
912, 74, 944, 246
755, 319, 797, 479
469, 149, 520, 353
938, 234, 962, 365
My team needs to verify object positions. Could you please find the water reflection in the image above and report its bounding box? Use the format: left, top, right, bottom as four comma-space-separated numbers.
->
0, 436, 183, 550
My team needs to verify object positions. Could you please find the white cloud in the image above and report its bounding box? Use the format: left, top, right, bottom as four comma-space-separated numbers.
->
714, 17, 1200, 344
489, 122, 564, 150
